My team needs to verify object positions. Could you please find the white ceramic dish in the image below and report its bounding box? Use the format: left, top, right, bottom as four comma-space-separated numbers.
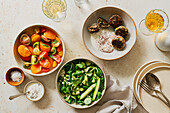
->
133, 61, 170, 102
135, 62, 162, 93
55, 58, 106, 109
13, 24, 65, 76
133, 61, 170, 113
24, 80, 45, 101
132, 61, 159, 102
136, 62, 170, 95
82, 6, 137, 60
138, 65, 170, 113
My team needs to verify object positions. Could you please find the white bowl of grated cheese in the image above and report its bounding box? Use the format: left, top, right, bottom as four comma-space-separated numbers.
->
82, 6, 137, 60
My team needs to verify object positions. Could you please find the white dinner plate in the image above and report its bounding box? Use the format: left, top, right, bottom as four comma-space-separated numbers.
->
132, 61, 159, 102
133, 61, 170, 113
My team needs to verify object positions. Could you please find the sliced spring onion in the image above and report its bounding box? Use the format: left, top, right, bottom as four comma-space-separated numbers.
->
23, 62, 31, 69
93, 78, 100, 100
84, 97, 92, 105
31, 55, 38, 65
80, 84, 96, 100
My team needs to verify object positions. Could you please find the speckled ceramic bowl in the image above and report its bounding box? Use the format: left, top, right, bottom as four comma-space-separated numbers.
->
82, 6, 137, 60
55, 58, 106, 109
13, 24, 65, 76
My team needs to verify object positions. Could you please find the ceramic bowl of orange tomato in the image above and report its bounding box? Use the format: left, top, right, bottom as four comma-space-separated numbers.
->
14, 24, 65, 76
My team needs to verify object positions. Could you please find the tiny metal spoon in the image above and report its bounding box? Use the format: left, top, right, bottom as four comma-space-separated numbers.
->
145, 73, 170, 105
9, 91, 30, 100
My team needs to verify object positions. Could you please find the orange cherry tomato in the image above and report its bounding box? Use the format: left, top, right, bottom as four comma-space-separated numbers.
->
40, 41, 51, 52
21, 56, 31, 61
56, 37, 61, 44
52, 54, 61, 63
42, 68, 49, 72
57, 45, 62, 52
40, 27, 46, 33
58, 51, 63, 57
38, 51, 48, 61
18, 45, 31, 57
27, 46, 33, 55
48, 56, 53, 65
39, 58, 51, 68
51, 37, 62, 47
31, 63, 42, 74
31, 33, 41, 44
43, 29, 56, 40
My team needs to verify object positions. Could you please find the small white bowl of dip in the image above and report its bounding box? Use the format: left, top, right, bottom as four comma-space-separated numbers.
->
24, 80, 45, 101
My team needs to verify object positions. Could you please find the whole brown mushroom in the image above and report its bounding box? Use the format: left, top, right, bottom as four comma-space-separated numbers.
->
97, 17, 110, 28
115, 26, 128, 38
109, 15, 123, 28
111, 36, 125, 50
88, 23, 100, 33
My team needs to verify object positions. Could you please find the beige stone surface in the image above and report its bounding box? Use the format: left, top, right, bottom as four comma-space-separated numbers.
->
0, 0, 170, 113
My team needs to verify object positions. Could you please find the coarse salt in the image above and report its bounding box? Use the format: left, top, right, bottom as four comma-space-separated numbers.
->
10, 71, 22, 82
25, 82, 44, 101
91, 29, 114, 53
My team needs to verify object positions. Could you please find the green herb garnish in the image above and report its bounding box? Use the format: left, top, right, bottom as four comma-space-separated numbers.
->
52, 40, 58, 44
41, 43, 49, 47
40, 57, 45, 61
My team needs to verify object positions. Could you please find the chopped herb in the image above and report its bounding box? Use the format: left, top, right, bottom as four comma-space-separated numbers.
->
52, 40, 58, 44
41, 43, 49, 47
49, 54, 54, 60
40, 57, 45, 61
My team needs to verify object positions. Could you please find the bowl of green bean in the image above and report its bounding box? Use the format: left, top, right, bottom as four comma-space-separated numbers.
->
56, 58, 106, 109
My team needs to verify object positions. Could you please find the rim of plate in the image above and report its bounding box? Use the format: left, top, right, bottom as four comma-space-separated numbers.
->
13, 23, 65, 76
137, 65, 170, 105
132, 61, 160, 102
136, 62, 170, 94
82, 6, 137, 60
134, 61, 170, 103
134, 61, 161, 95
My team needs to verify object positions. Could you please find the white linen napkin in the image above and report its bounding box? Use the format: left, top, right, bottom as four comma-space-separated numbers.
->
69, 75, 148, 113
96, 75, 137, 113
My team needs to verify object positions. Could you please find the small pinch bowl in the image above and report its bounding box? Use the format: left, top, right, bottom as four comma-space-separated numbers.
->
6, 67, 25, 86
13, 24, 65, 76
55, 58, 107, 109
24, 80, 45, 101
82, 6, 137, 60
